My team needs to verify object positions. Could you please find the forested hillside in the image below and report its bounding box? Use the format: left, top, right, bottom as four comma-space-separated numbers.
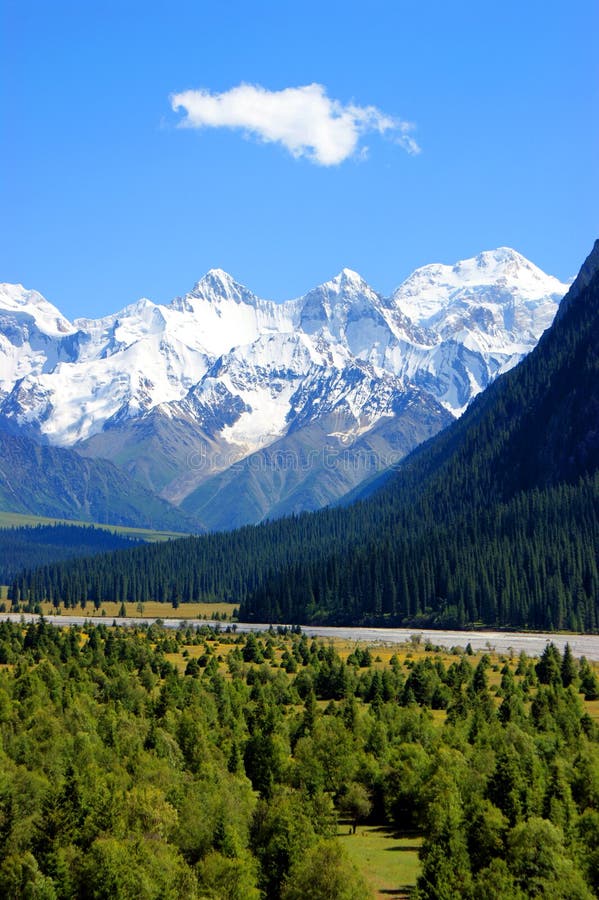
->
0, 620, 598, 898
9, 243, 599, 631
0, 426, 198, 532
0, 524, 141, 585
244, 240, 599, 629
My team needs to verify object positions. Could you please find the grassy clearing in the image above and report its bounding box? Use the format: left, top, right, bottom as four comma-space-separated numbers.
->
335, 637, 499, 667
0, 586, 7, 601
0, 511, 187, 542
584, 699, 599, 721
38, 600, 238, 620
339, 825, 421, 899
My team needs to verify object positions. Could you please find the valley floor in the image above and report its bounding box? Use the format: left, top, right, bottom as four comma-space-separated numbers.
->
4, 610, 599, 659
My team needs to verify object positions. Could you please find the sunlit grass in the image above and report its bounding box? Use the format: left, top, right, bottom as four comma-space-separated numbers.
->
38, 599, 237, 620
0, 511, 186, 542
584, 698, 599, 720
339, 825, 422, 899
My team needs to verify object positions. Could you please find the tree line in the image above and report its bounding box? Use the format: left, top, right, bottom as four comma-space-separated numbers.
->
0, 524, 140, 585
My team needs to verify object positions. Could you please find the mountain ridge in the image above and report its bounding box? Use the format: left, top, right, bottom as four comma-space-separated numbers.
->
1, 248, 568, 528
0, 421, 199, 532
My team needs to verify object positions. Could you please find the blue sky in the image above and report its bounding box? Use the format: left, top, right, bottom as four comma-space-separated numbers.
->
2, 0, 598, 319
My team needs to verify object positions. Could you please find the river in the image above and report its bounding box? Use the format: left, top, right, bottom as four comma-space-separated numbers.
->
2, 613, 599, 660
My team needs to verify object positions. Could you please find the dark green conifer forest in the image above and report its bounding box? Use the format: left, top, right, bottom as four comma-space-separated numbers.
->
1, 620, 599, 898
0, 524, 140, 585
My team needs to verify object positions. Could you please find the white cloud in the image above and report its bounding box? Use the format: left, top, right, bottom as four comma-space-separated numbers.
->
170, 83, 420, 166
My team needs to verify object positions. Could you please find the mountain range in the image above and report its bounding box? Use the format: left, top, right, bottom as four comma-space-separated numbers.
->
0, 248, 568, 529
14, 240, 597, 630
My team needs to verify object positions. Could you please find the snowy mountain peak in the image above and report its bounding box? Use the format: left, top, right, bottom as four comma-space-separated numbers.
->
206, 267, 234, 280
472, 246, 527, 267
201, 268, 239, 292
336, 267, 368, 285
453, 247, 552, 284
393, 248, 570, 327
187, 268, 263, 307
317, 268, 372, 295
0, 283, 74, 336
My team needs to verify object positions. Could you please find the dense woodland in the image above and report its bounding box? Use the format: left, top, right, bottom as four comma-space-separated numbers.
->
0, 525, 140, 585
9, 250, 599, 631
0, 620, 599, 898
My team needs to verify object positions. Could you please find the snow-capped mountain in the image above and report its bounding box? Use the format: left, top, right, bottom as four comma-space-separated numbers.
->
0, 271, 297, 444
0, 284, 76, 398
394, 248, 564, 331
0, 249, 569, 528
